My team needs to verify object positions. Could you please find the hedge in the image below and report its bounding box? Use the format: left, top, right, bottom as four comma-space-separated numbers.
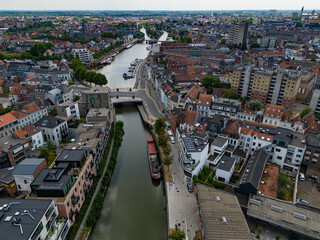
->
85, 121, 125, 231
193, 175, 225, 190
66, 123, 115, 240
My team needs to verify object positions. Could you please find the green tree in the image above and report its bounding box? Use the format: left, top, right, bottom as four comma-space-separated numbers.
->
300, 107, 312, 118
163, 155, 173, 166
220, 38, 226, 45
201, 76, 222, 93
93, 73, 107, 86
51, 108, 57, 117
158, 132, 169, 148
163, 143, 172, 155
250, 42, 260, 49
30, 43, 49, 57
79, 68, 87, 80
169, 225, 186, 240
311, 57, 316, 62
275, 235, 281, 240
257, 226, 263, 237
223, 89, 239, 99
73, 95, 80, 102
249, 100, 262, 111
154, 118, 166, 135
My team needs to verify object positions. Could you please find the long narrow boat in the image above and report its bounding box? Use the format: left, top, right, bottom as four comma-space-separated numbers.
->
147, 136, 161, 180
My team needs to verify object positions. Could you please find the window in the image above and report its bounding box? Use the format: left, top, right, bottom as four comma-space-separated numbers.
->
24, 180, 27, 184
275, 148, 281, 152
277, 156, 282, 160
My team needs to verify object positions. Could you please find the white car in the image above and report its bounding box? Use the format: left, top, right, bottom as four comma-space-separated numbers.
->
299, 173, 305, 181
170, 136, 175, 144
167, 130, 173, 137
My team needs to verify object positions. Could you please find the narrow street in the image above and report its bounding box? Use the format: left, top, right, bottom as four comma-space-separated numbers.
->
167, 141, 201, 240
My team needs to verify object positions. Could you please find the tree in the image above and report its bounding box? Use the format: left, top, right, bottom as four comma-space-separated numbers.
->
73, 95, 80, 102
30, 43, 50, 57
79, 68, 87, 80
163, 155, 173, 166
249, 100, 262, 111
223, 89, 239, 99
250, 42, 260, 49
93, 73, 107, 86
51, 108, 57, 117
163, 143, 172, 155
275, 235, 281, 240
201, 76, 222, 93
154, 118, 166, 135
257, 226, 263, 237
300, 107, 312, 118
169, 225, 186, 240
158, 132, 169, 148
311, 57, 316, 62
220, 38, 226, 45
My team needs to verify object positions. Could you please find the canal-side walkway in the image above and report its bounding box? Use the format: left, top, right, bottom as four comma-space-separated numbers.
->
75, 133, 115, 240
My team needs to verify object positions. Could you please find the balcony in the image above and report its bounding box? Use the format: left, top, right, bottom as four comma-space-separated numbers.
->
45, 218, 69, 240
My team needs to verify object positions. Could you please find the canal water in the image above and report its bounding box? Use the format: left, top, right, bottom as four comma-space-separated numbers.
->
96, 29, 151, 89
89, 31, 168, 240
89, 106, 167, 240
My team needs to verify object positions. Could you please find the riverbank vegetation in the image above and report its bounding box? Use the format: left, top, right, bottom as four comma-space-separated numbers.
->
82, 121, 125, 237
66, 123, 115, 240
93, 40, 124, 59
154, 118, 173, 182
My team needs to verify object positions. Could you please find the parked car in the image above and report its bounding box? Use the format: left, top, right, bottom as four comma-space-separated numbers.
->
299, 173, 305, 181
187, 182, 193, 193
170, 136, 175, 144
167, 130, 173, 137
296, 198, 310, 205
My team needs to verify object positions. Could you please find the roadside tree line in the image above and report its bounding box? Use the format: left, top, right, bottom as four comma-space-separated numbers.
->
72, 58, 107, 86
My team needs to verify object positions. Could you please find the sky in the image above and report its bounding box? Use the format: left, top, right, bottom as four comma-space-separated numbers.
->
1, 0, 319, 11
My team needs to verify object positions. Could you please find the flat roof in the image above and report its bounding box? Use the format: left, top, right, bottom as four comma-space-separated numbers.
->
247, 195, 320, 239
182, 136, 207, 153
56, 149, 86, 162
212, 136, 228, 148
0, 198, 52, 240
217, 155, 236, 172
196, 184, 252, 240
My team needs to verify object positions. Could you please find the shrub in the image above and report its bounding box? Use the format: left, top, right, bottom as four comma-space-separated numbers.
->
207, 176, 213, 183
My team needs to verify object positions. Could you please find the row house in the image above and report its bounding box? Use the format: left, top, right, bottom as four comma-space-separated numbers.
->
239, 121, 306, 174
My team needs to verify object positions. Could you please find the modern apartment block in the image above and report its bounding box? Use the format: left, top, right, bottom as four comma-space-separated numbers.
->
30, 150, 95, 225
0, 198, 69, 240
310, 88, 320, 114
231, 67, 315, 108
227, 20, 249, 47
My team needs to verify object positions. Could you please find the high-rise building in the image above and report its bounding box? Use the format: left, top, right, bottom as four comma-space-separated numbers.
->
230, 67, 314, 109
82, 19, 88, 41
227, 21, 249, 47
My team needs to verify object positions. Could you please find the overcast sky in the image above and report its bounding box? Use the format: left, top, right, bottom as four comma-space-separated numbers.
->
2, 0, 319, 11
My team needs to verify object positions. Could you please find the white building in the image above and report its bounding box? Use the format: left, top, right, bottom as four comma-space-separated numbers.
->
12, 158, 47, 194
215, 155, 236, 183
177, 131, 209, 178
71, 48, 93, 63
56, 102, 80, 120
15, 125, 45, 150
35, 116, 68, 147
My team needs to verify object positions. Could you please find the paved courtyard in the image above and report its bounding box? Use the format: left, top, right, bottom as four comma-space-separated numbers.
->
297, 179, 320, 208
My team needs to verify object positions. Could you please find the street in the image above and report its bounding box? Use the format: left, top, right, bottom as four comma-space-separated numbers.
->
167, 141, 201, 240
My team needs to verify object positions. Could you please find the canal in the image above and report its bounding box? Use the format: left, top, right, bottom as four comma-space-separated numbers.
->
89, 31, 168, 240
96, 28, 151, 89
